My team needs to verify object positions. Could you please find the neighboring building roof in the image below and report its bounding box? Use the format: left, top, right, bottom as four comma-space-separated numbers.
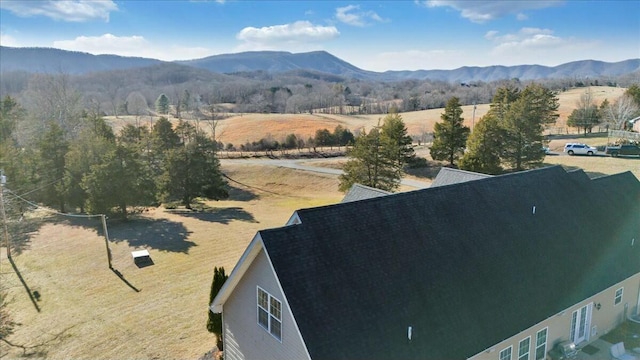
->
430, 167, 493, 187
255, 166, 639, 360
341, 183, 392, 203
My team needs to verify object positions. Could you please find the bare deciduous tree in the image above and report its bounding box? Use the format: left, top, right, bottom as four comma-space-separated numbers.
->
603, 94, 639, 130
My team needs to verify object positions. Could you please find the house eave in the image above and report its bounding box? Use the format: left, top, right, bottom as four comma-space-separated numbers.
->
210, 232, 265, 313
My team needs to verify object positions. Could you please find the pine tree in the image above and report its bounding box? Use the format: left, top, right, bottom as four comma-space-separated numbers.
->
429, 97, 469, 166
459, 115, 504, 174
158, 134, 228, 208
339, 113, 413, 192
207, 266, 228, 351
155, 94, 169, 115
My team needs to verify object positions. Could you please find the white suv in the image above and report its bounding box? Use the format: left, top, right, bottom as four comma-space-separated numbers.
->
563, 143, 597, 156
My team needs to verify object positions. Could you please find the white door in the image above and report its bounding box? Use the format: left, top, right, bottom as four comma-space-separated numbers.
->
570, 303, 592, 344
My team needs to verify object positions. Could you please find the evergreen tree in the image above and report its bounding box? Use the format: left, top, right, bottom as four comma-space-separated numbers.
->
429, 97, 469, 166
37, 122, 69, 212
380, 112, 415, 168
459, 115, 504, 174
339, 112, 412, 192
155, 94, 169, 115
158, 134, 228, 208
65, 115, 116, 212
501, 84, 558, 170
207, 266, 228, 351
567, 105, 601, 134
82, 140, 155, 219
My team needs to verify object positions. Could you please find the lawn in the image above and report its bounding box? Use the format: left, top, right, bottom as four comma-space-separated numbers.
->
2, 85, 636, 359
0, 165, 342, 359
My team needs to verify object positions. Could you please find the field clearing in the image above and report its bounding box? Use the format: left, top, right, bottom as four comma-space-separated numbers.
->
3, 86, 636, 359
105, 86, 627, 147
0, 165, 342, 359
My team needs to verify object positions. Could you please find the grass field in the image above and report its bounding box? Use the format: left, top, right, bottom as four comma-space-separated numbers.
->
105, 86, 627, 147
0, 166, 343, 359
2, 86, 637, 359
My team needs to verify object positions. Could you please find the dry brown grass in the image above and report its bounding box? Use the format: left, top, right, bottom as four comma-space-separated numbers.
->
2, 86, 634, 359
104, 86, 627, 147
0, 165, 342, 360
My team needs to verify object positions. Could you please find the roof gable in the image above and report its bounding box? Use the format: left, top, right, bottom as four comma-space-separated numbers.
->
260, 166, 640, 359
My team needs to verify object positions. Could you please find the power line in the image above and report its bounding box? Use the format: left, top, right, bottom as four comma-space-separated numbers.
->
5, 189, 101, 218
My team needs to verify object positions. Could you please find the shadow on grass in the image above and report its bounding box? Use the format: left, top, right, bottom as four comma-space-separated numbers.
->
227, 184, 259, 201
7, 255, 41, 312
167, 206, 257, 224
110, 267, 140, 292
101, 217, 195, 254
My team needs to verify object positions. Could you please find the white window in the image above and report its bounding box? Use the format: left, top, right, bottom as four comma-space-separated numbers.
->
535, 328, 548, 360
518, 336, 531, 360
500, 346, 512, 360
615, 287, 624, 306
257, 287, 282, 341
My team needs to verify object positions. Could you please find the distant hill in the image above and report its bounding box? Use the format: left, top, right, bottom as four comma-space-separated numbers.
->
1, 46, 638, 82
177, 50, 378, 79
0, 46, 163, 74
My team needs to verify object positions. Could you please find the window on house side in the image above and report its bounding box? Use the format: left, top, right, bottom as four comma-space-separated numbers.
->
518, 337, 531, 360
535, 328, 548, 360
615, 287, 623, 306
500, 346, 512, 360
257, 287, 283, 341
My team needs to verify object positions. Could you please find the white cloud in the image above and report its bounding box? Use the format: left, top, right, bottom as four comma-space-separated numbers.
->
516, 13, 528, 21
335, 5, 387, 27
52, 33, 213, 60
236, 21, 339, 51
0, 32, 20, 47
483, 27, 602, 65
0, 0, 118, 22
423, 0, 562, 23
484, 30, 499, 40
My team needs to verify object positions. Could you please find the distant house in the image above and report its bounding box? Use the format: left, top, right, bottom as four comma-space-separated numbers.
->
630, 116, 640, 133
211, 166, 640, 360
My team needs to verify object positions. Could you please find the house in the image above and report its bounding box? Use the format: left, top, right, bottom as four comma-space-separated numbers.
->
430, 167, 493, 187
341, 183, 391, 203
211, 166, 640, 360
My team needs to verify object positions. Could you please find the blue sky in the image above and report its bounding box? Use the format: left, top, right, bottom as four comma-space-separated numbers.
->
1, 0, 639, 72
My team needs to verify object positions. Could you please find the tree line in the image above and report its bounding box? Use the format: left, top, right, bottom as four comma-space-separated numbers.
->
339, 83, 640, 191
0, 96, 228, 220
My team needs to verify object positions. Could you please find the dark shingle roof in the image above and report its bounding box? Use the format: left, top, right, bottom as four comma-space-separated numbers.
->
260, 166, 640, 360
341, 183, 392, 203
430, 167, 493, 187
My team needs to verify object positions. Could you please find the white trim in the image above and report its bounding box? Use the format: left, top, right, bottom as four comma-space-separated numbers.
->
518, 336, 531, 360
286, 211, 302, 225
534, 327, 548, 360
257, 286, 283, 342
211, 233, 264, 313
262, 240, 313, 360
615, 287, 624, 306
469, 272, 640, 358
499, 345, 513, 360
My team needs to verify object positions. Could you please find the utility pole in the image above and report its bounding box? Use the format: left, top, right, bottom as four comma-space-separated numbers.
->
0, 171, 10, 259
101, 214, 112, 269
472, 102, 477, 130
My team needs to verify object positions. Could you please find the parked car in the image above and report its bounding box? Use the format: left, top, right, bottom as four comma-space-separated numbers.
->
605, 144, 640, 157
563, 143, 597, 156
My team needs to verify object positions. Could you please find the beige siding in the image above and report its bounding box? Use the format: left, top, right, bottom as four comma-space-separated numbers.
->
469, 273, 640, 360
223, 248, 310, 360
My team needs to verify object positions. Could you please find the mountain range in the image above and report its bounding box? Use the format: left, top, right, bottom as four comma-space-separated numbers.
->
1, 46, 638, 83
